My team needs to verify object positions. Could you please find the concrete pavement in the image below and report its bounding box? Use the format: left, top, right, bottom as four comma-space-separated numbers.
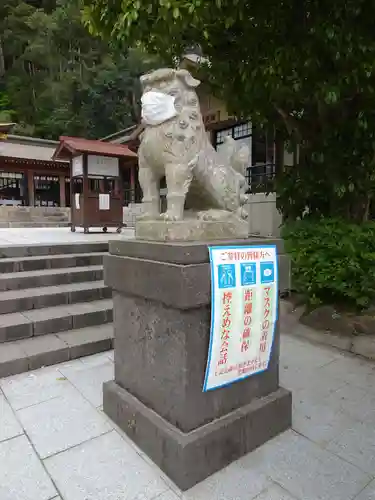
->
1, 334, 375, 500
0, 227, 135, 246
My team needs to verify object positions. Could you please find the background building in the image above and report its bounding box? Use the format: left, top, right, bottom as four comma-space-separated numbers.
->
0, 133, 69, 207
180, 50, 279, 193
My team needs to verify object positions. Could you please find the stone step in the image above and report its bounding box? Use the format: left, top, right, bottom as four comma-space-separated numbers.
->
0, 265, 103, 291
0, 252, 106, 273
0, 298, 113, 343
29, 218, 69, 223
0, 222, 71, 228
30, 214, 68, 219
0, 242, 108, 259
0, 323, 114, 378
0, 280, 111, 314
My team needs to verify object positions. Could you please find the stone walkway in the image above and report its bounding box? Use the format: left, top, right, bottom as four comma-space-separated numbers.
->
2, 334, 375, 500
0, 227, 135, 246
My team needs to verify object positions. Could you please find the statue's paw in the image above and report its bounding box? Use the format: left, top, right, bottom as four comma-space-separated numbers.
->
162, 212, 181, 221
138, 212, 159, 221
201, 213, 215, 221
197, 210, 233, 222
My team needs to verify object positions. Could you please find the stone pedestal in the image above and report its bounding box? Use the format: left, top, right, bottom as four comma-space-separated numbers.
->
135, 215, 249, 241
103, 238, 292, 491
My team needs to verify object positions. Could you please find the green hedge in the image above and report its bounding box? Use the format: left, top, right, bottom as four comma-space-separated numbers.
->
282, 218, 375, 309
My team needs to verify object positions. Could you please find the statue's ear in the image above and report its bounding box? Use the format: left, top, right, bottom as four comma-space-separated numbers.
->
175, 69, 201, 88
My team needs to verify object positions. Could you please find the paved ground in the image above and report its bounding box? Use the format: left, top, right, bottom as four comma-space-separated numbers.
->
0, 227, 135, 246
2, 334, 375, 500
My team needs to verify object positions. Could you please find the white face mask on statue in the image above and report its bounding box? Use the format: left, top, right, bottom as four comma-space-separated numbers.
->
141, 91, 178, 126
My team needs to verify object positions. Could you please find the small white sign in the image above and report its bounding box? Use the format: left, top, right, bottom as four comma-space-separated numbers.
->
99, 193, 110, 210
74, 193, 81, 210
74, 193, 80, 209
72, 155, 83, 177
203, 245, 278, 391
87, 155, 119, 177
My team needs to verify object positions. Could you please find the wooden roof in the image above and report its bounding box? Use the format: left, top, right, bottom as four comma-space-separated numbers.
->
101, 124, 144, 144
53, 136, 137, 161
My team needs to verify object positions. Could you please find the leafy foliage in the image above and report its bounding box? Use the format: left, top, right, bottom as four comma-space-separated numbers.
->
0, 0, 158, 139
83, 0, 375, 221
0, 91, 15, 121
282, 218, 375, 309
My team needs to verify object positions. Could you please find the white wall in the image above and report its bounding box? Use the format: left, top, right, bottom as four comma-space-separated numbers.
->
247, 192, 282, 237
246, 143, 296, 238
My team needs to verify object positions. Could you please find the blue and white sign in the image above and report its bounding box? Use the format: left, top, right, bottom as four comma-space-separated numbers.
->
240, 262, 257, 286
218, 264, 236, 288
203, 245, 278, 392
260, 261, 275, 284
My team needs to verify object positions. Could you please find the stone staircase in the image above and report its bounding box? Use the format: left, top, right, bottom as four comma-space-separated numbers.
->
0, 242, 113, 378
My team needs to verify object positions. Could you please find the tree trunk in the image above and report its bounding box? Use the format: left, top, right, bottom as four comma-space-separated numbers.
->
0, 39, 5, 77
363, 194, 371, 222
354, 193, 372, 223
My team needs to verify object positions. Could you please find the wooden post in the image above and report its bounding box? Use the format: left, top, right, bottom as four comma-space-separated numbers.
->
82, 153, 89, 233
28, 171, 35, 206
59, 174, 66, 207
130, 162, 135, 204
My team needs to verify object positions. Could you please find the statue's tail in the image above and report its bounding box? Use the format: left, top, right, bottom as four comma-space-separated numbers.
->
232, 144, 250, 177
191, 139, 249, 217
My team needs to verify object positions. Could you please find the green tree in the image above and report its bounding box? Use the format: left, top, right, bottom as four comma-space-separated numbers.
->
83, 0, 375, 222
0, 0, 158, 138
0, 91, 15, 122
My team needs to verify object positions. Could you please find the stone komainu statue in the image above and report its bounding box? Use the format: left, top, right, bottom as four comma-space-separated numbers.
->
138, 68, 249, 222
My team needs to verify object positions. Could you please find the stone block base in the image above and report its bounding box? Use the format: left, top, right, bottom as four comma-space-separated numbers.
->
135, 216, 249, 241
103, 380, 292, 491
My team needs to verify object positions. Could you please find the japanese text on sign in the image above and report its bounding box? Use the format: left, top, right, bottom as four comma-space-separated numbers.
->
203, 245, 278, 391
